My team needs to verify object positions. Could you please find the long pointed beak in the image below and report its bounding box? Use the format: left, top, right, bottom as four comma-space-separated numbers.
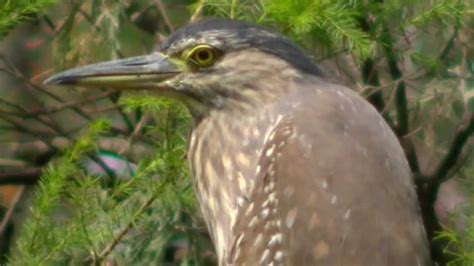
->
44, 52, 181, 89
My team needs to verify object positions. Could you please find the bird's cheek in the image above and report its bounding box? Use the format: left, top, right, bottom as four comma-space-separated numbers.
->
164, 75, 197, 92
161, 75, 189, 91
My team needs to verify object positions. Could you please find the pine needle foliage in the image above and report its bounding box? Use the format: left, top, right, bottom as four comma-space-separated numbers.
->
263, 0, 373, 59
202, 0, 468, 61
436, 165, 474, 266
198, 0, 262, 20
410, 0, 464, 26
10, 120, 111, 265
9, 100, 205, 264
437, 216, 474, 266
0, 0, 57, 38
202, 0, 373, 59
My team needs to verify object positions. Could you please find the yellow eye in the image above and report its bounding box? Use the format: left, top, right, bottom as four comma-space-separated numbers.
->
186, 45, 218, 67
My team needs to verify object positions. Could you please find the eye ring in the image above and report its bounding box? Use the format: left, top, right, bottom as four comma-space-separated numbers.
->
186, 45, 218, 67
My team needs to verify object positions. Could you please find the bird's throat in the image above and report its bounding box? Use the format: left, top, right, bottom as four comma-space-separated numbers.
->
187, 109, 277, 263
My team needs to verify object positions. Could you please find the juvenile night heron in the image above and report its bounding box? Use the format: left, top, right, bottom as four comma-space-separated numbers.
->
45, 19, 431, 265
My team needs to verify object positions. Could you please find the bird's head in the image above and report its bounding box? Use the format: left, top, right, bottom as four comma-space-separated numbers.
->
45, 19, 320, 115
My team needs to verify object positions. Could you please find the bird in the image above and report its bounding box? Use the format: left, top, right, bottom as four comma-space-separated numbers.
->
45, 18, 431, 265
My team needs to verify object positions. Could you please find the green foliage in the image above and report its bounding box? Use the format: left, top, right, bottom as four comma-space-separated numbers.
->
9, 99, 203, 264
410, 0, 464, 26
203, 0, 373, 58
198, 0, 262, 20
437, 202, 474, 266
263, 0, 373, 58
410, 52, 444, 74
434, 160, 474, 263
0, 0, 57, 38
11, 120, 110, 265
121, 95, 189, 118
202, 0, 468, 60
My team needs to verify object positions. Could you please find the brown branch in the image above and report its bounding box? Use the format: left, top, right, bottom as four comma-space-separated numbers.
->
1, 55, 132, 137
0, 186, 26, 235
25, 91, 116, 117
0, 108, 21, 116
381, 25, 409, 137
0, 75, 69, 136
1, 89, 65, 135
77, 7, 125, 59
0, 114, 56, 140
0, 69, 70, 134
154, 0, 174, 32
380, 79, 402, 114
3, 21, 132, 137
429, 112, 474, 184
426, 26, 474, 185
0, 169, 41, 185
44, 8, 138, 134
415, 113, 473, 266
376, 24, 422, 176
439, 27, 459, 62
0, 55, 93, 121
0, 97, 28, 113
118, 114, 150, 155
0, 159, 28, 168
357, 18, 395, 129
42, 9, 80, 35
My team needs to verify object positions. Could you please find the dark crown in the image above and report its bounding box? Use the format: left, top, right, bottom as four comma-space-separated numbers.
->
160, 19, 320, 75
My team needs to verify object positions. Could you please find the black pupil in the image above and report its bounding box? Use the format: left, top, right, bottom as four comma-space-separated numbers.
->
197, 50, 210, 61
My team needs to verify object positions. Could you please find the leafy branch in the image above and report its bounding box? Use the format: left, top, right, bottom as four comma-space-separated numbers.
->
10, 120, 110, 265
0, 0, 57, 38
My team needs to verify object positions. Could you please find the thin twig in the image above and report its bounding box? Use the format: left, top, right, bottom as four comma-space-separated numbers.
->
0, 107, 21, 116
0, 68, 70, 135
380, 78, 402, 114
415, 114, 473, 266
118, 114, 150, 155
0, 186, 26, 235
439, 27, 459, 62
378, 24, 421, 177
25, 91, 116, 117
429, 112, 473, 184
85, 191, 159, 264
2, 55, 131, 136
154, 0, 174, 32
0, 169, 41, 185
77, 7, 124, 59
0, 158, 28, 168
357, 18, 395, 129
0, 54, 93, 121
190, 0, 205, 22
0, 114, 56, 139
0, 97, 29, 112
426, 27, 473, 184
